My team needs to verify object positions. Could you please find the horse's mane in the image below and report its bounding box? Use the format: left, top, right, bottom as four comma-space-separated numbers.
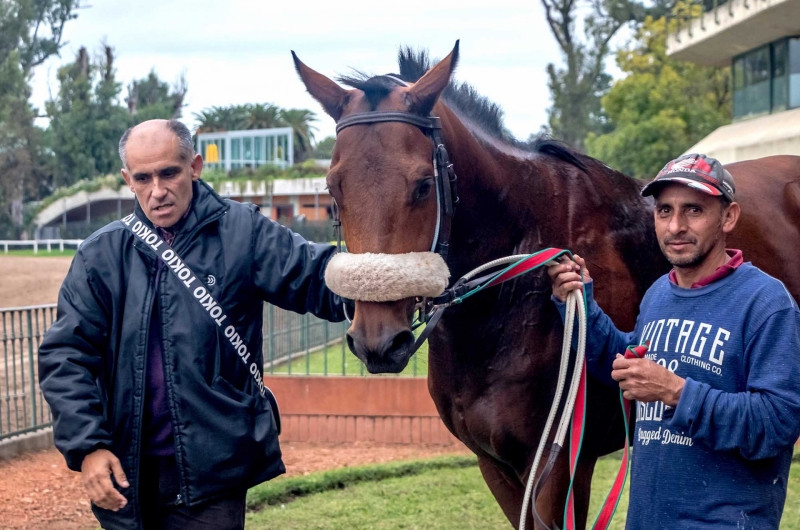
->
338, 47, 587, 172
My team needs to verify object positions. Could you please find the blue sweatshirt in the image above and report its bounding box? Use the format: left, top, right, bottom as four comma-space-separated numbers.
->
554, 262, 800, 529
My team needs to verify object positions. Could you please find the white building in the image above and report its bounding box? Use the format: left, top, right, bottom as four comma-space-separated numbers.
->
196, 128, 294, 171
667, 0, 800, 162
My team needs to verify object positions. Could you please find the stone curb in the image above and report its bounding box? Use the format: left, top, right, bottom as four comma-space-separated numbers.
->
0, 428, 54, 461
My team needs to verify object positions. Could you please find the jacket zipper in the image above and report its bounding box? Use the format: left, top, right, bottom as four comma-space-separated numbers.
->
133, 257, 157, 527
133, 203, 227, 508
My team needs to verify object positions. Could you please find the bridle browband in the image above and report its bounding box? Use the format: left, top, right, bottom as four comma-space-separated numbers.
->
332, 109, 459, 341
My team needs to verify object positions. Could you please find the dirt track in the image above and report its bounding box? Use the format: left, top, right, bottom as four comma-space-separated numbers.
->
0, 256, 73, 308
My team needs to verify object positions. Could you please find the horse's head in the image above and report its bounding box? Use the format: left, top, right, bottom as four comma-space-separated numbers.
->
293, 43, 460, 373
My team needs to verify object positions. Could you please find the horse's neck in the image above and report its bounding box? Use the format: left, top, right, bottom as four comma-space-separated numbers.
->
440, 107, 666, 316
441, 114, 564, 275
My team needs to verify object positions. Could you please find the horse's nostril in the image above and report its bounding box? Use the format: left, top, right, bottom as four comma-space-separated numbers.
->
385, 330, 414, 358
346, 332, 357, 355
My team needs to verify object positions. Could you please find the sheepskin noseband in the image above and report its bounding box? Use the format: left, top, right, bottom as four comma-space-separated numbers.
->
324, 252, 450, 302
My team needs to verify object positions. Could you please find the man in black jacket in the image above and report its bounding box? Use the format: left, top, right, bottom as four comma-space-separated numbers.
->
38, 119, 345, 530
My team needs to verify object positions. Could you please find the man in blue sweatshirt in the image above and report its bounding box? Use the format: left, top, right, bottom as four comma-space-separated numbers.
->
548, 153, 800, 529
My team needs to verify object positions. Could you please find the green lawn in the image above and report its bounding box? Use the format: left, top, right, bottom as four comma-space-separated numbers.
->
247, 453, 800, 529
1, 248, 76, 257
268, 339, 429, 377
246, 458, 507, 529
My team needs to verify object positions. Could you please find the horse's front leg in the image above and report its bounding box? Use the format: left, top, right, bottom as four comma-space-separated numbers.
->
477, 456, 525, 528
478, 451, 596, 530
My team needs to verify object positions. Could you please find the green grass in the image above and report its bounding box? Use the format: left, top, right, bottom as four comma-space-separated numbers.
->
247, 453, 800, 529
246, 457, 508, 529
246, 456, 477, 511
268, 338, 429, 377
1, 249, 76, 257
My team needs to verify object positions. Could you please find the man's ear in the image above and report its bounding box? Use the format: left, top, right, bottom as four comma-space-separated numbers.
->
191, 153, 203, 181
722, 201, 741, 234
121, 168, 134, 192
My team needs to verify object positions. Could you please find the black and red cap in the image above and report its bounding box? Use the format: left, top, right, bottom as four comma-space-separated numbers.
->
641, 154, 735, 202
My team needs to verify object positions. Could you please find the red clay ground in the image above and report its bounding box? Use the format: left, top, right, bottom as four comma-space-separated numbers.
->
0, 443, 469, 530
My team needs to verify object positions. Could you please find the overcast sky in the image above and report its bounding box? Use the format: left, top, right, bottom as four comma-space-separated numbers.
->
30, 0, 585, 143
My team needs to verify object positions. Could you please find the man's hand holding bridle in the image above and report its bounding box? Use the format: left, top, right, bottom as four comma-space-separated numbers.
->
611, 355, 685, 407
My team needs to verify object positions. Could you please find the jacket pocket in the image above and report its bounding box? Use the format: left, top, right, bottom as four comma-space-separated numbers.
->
263, 385, 282, 436
211, 375, 256, 409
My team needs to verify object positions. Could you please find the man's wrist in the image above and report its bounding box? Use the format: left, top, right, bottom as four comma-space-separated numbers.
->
664, 376, 685, 407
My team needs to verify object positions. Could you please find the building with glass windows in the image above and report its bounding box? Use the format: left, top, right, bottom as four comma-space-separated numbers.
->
196, 128, 294, 171
667, 0, 800, 162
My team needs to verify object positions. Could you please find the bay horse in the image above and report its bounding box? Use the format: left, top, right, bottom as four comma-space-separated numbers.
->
292, 42, 800, 528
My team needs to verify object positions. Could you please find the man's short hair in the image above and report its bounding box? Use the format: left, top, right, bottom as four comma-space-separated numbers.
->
118, 120, 195, 168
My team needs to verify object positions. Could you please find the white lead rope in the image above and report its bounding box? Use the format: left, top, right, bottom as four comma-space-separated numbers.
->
519, 287, 587, 530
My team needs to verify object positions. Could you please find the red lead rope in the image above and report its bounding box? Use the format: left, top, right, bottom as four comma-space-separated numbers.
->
451, 247, 643, 530
564, 343, 648, 530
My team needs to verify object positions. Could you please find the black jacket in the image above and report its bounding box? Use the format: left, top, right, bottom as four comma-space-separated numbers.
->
38, 180, 344, 529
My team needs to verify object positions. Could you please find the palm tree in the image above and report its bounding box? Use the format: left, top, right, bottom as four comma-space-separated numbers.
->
193, 105, 249, 133
247, 103, 283, 130
279, 108, 318, 162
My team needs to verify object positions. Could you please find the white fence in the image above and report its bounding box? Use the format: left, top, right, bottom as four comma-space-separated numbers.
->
0, 239, 83, 254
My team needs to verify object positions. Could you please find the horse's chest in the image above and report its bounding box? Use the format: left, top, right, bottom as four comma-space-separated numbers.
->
431, 373, 539, 466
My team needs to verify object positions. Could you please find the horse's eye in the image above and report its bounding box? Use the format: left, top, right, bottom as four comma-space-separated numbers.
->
414, 179, 434, 202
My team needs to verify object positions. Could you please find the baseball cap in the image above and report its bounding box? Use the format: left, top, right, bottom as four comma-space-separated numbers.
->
641, 154, 735, 202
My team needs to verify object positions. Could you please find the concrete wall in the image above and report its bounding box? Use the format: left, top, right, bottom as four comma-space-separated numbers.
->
265, 376, 461, 445
667, 0, 800, 66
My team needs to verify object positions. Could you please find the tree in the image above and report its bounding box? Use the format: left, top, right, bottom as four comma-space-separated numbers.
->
280, 108, 317, 163
46, 45, 189, 187
311, 136, 335, 159
125, 69, 187, 122
0, 49, 39, 232
45, 45, 129, 186
0, 0, 79, 237
0, 0, 78, 73
246, 103, 282, 129
586, 15, 731, 179
194, 105, 249, 133
541, 0, 651, 151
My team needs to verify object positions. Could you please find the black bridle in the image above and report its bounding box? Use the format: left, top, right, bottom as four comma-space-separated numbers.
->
332, 110, 459, 349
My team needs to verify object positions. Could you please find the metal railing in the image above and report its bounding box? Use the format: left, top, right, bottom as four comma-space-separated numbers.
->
0, 305, 57, 441
0, 239, 83, 254
0, 303, 426, 441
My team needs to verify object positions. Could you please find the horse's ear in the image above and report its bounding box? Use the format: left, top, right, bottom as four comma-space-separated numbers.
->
406, 40, 459, 116
292, 51, 348, 121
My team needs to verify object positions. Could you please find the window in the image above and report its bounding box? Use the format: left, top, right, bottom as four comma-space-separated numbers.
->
267, 136, 275, 161
732, 39, 798, 119
231, 138, 241, 161
791, 38, 800, 109
243, 137, 253, 162
773, 40, 788, 113
255, 137, 264, 162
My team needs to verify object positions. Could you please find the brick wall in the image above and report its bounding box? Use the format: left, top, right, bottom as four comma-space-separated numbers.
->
264, 376, 461, 445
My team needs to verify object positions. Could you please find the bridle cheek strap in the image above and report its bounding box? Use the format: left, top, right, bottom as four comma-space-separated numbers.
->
324, 252, 450, 302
